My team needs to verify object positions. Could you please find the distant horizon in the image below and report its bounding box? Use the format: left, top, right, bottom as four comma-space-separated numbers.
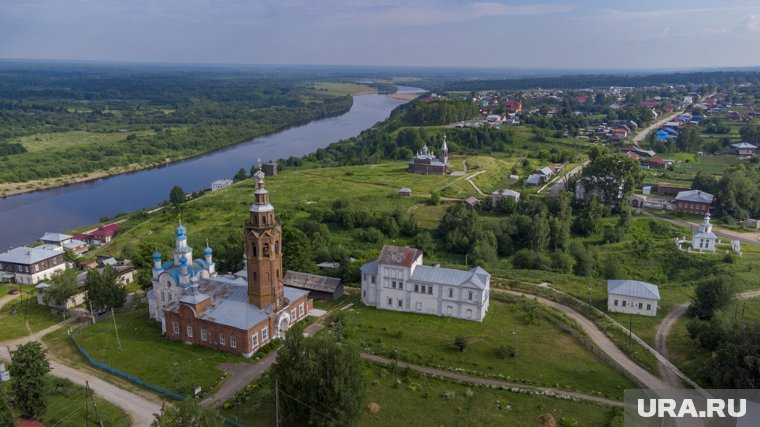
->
2, 57, 760, 77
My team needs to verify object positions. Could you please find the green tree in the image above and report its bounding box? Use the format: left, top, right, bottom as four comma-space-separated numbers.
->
414, 231, 435, 255
429, 191, 441, 206
151, 400, 224, 427
454, 336, 468, 352
44, 269, 80, 308
739, 124, 760, 146
0, 386, 14, 427
687, 275, 736, 320
271, 324, 366, 427
676, 124, 703, 152
282, 226, 315, 274
63, 249, 78, 263
9, 341, 51, 419
169, 185, 185, 206
233, 168, 248, 182
85, 265, 127, 314
580, 147, 643, 209
574, 196, 604, 236
437, 203, 482, 254
135, 269, 153, 292
528, 213, 550, 252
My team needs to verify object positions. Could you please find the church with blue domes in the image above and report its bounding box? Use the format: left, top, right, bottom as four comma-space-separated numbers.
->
146, 165, 313, 357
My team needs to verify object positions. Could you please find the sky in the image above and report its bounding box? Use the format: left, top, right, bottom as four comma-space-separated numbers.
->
2, 0, 760, 70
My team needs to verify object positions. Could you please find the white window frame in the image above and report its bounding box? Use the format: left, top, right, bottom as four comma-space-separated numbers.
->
230, 336, 237, 349
262, 326, 269, 342
172, 322, 179, 335
291, 308, 297, 322
201, 329, 208, 341
219, 333, 226, 345
299, 303, 305, 316
186, 326, 193, 338
252, 332, 259, 348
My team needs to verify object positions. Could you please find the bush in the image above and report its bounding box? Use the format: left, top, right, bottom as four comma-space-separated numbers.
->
512, 249, 551, 270
497, 344, 516, 359
454, 336, 468, 352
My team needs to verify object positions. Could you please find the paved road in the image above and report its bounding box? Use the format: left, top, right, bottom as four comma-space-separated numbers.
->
655, 289, 760, 388
642, 212, 760, 247
632, 112, 681, 146
202, 320, 326, 407
360, 353, 623, 407
492, 289, 671, 390
0, 319, 161, 426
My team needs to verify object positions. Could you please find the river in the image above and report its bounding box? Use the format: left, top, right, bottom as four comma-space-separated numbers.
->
0, 86, 422, 249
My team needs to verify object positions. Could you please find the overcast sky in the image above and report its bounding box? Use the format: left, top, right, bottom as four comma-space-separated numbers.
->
2, 0, 760, 70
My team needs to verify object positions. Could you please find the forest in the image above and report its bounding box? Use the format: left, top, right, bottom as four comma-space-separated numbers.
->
0, 64, 355, 183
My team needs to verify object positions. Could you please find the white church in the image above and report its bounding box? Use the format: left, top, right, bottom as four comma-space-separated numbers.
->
360, 245, 490, 322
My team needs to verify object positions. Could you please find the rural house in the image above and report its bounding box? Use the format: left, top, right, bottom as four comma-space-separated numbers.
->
607, 280, 660, 317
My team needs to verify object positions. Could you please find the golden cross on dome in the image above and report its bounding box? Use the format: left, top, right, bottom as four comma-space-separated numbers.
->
257, 157, 262, 170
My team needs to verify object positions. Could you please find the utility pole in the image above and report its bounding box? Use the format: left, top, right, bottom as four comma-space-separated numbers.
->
275, 378, 281, 427
87, 381, 105, 427
512, 326, 517, 364
88, 299, 96, 324
628, 314, 632, 351
111, 308, 122, 350
588, 286, 592, 305
85, 379, 89, 426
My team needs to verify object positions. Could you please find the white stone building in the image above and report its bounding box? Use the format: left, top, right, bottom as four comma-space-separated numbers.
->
211, 179, 233, 191
607, 280, 660, 316
360, 245, 490, 322
491, 189, 520, 208
0, 245, 67, 285
692, 212, 717, 253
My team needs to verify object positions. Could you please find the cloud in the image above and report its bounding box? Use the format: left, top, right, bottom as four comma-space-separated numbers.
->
741, 14, 760, 31
325, 2, 575, 28
596, 6, 760, 22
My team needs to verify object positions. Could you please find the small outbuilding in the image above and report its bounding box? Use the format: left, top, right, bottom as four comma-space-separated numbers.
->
211, 179, 233, 191
399, 188, 412, 197
463, 196, 480, 211
607, 280, 660, 317
283, 271, 343, 300
491, 189, 520, 208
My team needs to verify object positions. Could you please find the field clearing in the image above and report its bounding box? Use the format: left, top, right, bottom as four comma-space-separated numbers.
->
11, 130, 157, 152
0, 291, 61, 341
341, 299, 635, 399
311, 82, 377, 96
222, 363, 618, 427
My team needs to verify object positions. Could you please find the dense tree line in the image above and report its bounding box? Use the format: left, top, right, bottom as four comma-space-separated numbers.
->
691, 165, 760, 221
402, 99, 478, 126
443, 71, 760, 91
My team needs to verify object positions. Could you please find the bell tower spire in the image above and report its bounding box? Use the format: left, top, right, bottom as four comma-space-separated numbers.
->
244, 160, 284, 310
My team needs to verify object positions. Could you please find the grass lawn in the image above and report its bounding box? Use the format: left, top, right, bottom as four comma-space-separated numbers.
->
1, 377, 131, 426
0, 291, 62, 342
73, 303, 246, 397
222, 363, 619, 427
9, 130, 157, 153
339, 298, 634, 399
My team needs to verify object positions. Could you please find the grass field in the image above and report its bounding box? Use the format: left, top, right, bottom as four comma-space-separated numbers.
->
72, 303, 246, 397
221, 363, 619, 427
0, 376, 131, 426
339, 298, 634, 399
311, 82, 377, 96
9, 130, 157, 153
0, 291, 62, 342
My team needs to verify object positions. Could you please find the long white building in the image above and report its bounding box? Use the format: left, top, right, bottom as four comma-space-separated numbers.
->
360, 245, 490, 322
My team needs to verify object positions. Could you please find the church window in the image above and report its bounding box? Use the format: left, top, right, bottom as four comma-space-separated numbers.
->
466, 309, 473, 319
299, 303, 304, 316
622, 301, 627, 307
398, 281, 403, 290
230, 336, 237, 349
638, 303, 643, 309
253, 245, 257, 257
263, 244, 270, 256
252, 333, 259, 348
172, 322, 179, 334
647, 304, 652, 311
427, 286, 433, 295
262, 327, 269, 342
291, 308, 297, 322
371, 275, 376, 284
614, 299, 618, 306
397, 299, 403, 308
201, 329, 208, 341
275, 241, 279, 254
449, 288, 453, 298
187, 326, 193, 338
468, 291, 473, 301
391, 281, 396, 289
387, 298, 392, 306
415, 302, 422, 311
219, 333, 226, 345
276, 269, 279, 279
161, 291, 165, 302
253, 272, 257, 281
414, 284, 419, 292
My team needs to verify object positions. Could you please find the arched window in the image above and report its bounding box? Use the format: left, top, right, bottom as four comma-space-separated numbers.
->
253, 272, 257, 281
252, 245, 257, 257
275, 241, 279, 254
276, 269, 280, 279
263, 243, 270, 256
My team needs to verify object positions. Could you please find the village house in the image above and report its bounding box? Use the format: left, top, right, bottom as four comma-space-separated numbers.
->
39, 232, 88, 256
732, 142, 758, 157
147, 167, 312, 357
211, 179, 233, 191
0, 245, 68, 285
491, 189, 520, 208
408, 137, 449, 175
360, 245, 490, 322
34, 260, 132, 311
607, 280, 660, 317
74, 224, 119, 246
463, 196, 480, 211
673, 189, 714, 215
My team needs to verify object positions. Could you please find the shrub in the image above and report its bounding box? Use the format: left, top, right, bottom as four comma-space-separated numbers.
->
454, 336, 468, 352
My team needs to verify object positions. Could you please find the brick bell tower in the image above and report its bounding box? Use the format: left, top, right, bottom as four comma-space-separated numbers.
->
245, 161, 285, 310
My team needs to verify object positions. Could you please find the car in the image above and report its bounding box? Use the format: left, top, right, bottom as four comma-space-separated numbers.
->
8, 289, 19, 295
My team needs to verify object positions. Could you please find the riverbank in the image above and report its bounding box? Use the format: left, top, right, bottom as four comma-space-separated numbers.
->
388, 92, 422, 101
0, 101, 358, 198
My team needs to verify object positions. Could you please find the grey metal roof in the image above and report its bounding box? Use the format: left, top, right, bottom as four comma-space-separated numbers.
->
410, 265, 490, 290
538, 167, 553, 176
607, 280, 660, 300
732, 142, 757, 149
464, 196, 480, 206
39, 232, 72, 243
492, 189, 520, 197
526, 174, 543, 185
399, 187, 412, 193
360, 261, 378, 275
63, 239, 87, 249
249, 203, 274, 213
283, 271, 341, 293
693, 231, 717, 239
675, 190, 714, 204
0, 246, 63, 265
165, 275, 308, 331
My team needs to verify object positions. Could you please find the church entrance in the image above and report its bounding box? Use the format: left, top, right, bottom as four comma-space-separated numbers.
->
276, 311, 291, 338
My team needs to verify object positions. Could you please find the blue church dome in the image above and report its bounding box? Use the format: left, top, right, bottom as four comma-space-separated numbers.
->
179, 254, 188, 265
204, 245, 213, 256
175, 221, 187, 238
153, 250, 162, 260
